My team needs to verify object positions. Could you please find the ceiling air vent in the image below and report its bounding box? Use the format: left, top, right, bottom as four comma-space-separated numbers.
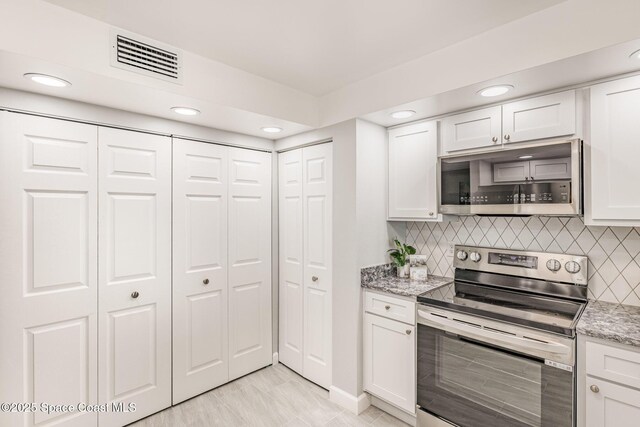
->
110, 29, 183, 84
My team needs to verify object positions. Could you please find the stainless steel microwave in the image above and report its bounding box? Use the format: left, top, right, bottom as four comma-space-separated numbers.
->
439, 139, 582, 216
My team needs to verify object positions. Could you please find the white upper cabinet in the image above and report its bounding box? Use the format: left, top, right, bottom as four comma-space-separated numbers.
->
502, 90, 576, 143
441, 106, 501, 153
587, 75, 640, 225
388, 121, 439, 220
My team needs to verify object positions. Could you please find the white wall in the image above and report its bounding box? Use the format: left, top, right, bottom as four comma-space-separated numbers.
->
319, 0, 640, 126
0, 87, 273, 150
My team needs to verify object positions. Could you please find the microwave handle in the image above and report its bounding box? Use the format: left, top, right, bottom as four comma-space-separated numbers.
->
417, 310, 570, 356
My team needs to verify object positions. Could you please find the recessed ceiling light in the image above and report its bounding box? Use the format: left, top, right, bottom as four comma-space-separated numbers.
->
24, 73, 71, 88
261, 127, 282, 133
629, 49, 640, 59
390, 110, 416, 119
171, 106, 200, 116
478, 85, 513, 97
518, 155, 533, 159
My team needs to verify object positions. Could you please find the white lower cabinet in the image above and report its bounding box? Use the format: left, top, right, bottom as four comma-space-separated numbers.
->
98, 127, 172, 427
579, 336, 640, 427
363, 292, 416, 415
585, 377, 640, 427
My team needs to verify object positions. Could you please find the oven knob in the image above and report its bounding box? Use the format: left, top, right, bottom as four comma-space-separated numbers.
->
565, 261, 581, 274
546, 259, 561, 272
469, 252, 481, 263
456, 250, 468, 261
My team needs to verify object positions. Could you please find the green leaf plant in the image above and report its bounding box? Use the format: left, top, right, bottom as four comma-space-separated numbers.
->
387, 238, 417, 267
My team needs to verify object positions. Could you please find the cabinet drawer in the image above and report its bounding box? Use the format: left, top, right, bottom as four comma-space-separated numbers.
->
586, 341, 640, 389
585, 376, 640, 427
364, 291, 415, 325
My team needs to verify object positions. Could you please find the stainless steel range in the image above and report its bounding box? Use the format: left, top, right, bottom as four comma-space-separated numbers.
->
416, 245, 588, 427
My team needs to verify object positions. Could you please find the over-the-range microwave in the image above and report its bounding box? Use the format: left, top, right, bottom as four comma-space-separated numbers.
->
438, 139, 582, 216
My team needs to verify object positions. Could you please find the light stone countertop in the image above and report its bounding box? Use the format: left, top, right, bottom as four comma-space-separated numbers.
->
577, 300, 640, 348
360, 263, 453, 299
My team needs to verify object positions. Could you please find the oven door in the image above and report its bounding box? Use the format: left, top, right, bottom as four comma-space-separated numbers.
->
417, 308, 575, 427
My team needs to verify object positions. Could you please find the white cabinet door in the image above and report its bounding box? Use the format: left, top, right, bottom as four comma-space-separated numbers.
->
228, 148, 272, 380
530, 157, 571, 180
493, 161, 530, 182
585, 378, 640, 427
502, 90, 575, 143
0, 113, 98, 427
441, 106, 501, 153
98, 128, 172, 427
172, 139, 229, 404
388, 121, 438, 220
363, 313, 415, 414
278, 149, 304, 374
589, 76, 640, 222
302, 143, 333, 389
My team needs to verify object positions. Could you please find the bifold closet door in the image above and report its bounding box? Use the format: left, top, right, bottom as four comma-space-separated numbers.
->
0, 112, 98, 427
172, 139, 229, 404
228, 148, 273, 380
98, 128, 171, 427
302, 143, 332, 389
278, 149, 304, 373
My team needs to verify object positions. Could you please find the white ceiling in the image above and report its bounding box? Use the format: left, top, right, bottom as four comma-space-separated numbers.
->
44, 0, 563, 96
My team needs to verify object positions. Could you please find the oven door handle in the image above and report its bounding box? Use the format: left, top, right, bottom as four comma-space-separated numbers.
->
417, 310, 570, 356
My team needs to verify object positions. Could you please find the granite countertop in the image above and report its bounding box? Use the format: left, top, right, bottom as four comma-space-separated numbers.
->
577, 300, 640, 348
360, 263, 453, 298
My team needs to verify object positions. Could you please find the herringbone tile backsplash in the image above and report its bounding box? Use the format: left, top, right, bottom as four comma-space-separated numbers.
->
405, 216, 640, 306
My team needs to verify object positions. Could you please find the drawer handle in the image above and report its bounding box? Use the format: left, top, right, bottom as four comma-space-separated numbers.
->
203, 278, 210, 285
131, 291, 140, 299
428, 212, 434, 217
504, 134, 511, 141
590, 385, 600, 393
312, 276, 319, 282
492, 136, 498, 143
385, 305, 391, 310
406, 330, 411, 335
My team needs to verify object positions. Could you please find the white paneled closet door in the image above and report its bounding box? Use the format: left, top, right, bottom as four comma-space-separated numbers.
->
303, 143, 332, 389
278, 149, 304, 374
0, 112, 98, 427
172, 139, 229, 404
228, 148, 273, 380
98, 128, 171, 427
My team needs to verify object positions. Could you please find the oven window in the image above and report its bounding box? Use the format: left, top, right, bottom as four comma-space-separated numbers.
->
417, 325, 573, 427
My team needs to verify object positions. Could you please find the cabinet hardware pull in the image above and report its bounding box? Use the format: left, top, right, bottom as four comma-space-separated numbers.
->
312, 276, 318, 282
131, 291, 140, 299
530, 176, 534, 180
504, 134, 511, 140
492, 136, 498, 143
203, 278, 210, 285
406, 330, 412, 335
590, 385, 600, 393
385, 305, 391, 310
428, 212, 434, 216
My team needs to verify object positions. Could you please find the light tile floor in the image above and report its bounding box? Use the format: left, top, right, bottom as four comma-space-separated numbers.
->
130, 363, 409, 427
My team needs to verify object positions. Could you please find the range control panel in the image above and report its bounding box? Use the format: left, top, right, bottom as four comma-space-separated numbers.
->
453, 245, 588, 285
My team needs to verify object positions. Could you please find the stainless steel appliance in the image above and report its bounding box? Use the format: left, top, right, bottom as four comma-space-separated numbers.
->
439, 139, 582, 215
416, 245, 588, 427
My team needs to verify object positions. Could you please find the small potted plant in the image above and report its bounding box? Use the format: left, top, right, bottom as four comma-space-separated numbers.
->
388, 238, 416, 278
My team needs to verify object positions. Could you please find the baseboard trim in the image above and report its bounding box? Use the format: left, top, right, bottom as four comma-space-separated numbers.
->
272, 352, 279, 365
329, 386, 371, 415
370, 395, 416, 427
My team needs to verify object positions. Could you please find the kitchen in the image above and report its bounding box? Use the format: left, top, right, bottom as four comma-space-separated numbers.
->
1, 1, 640, 426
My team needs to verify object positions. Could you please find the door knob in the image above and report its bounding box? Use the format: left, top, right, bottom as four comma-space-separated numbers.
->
385, 305, 391, 310
131, 291, 140, 299
504, 134, 511, 140
312, 276, 318, 282
492, 136, 498, 143
590, 385, 600, 393
406, 330, 412, 335
203, 278, 210, 285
